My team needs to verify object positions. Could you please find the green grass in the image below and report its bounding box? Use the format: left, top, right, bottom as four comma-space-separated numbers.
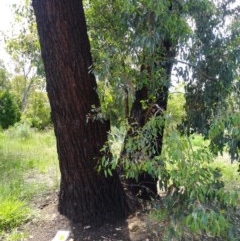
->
0, 198, 31, 230
210, 155, 240, 192
0, 124, 59, 239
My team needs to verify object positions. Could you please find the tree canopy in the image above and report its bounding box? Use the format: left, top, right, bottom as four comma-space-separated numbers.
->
85, 0, 240, 161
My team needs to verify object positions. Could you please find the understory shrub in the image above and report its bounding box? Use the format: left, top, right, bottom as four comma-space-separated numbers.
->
5, 122, 33, 140
0, 90, 20, 129
100, 116, 239, 240
21, 92, 52, 130
160, 127, 239, 240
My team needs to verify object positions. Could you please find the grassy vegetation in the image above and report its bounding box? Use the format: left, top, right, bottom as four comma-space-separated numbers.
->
0, 123, 59, 240
189, 134, 240, 192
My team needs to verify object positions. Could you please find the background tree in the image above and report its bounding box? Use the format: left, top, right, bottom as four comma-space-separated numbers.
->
0, 90, 20, 129
182, 0, 240, 161
5, 0, 45, 113
2, 0, 51, 129
0, 61, 20, 129
21, 91, 51, 129
32, 0, 130, 225
0, 60, 9, 90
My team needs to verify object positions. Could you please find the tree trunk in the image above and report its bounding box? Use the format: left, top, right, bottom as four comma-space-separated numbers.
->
21, 77, 34, 113
32, 0, 129, 225
121, 39, 176, 199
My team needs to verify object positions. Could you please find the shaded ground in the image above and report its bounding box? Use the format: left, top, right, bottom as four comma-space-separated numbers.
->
19, 191, 240, 241
20, 192, 164, 241
4, 190, 240, 241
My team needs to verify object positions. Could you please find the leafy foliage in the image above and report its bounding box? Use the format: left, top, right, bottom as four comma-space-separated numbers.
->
86, 0, 240, 160
86, 0, 189, 126
161, 127, 238, 240
21, 91, 51, 129
209, 112, 240, 161
182, 1, 240, 160
0, 61, 9, 90
0, 90, 20, 129
2, 0, 51, 130
99, 90, 239, 239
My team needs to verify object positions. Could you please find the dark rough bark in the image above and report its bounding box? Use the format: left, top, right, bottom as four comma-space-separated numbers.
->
129, 86, 149, 128
32, 0, 129, 225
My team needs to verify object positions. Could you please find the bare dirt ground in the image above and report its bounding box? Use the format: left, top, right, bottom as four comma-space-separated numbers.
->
15, 190, 240, 241
20, 191, 164, 241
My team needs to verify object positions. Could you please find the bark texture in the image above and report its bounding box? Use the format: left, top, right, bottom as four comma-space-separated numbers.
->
32, 0, 129, 225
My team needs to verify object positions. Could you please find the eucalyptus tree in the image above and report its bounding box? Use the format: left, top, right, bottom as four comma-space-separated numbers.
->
32, 0, 239, 228
32, 0, 130, 225
86, 0, 240, 196
86, 0, 190, 196
0, 60, 20, 129
5, 0, 44, 113
0, 60, 9, 90
182, 1, 240, 160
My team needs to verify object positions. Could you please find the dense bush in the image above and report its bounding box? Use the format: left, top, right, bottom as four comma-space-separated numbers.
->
21, 92, 51, 130
0, 90, 20, 129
